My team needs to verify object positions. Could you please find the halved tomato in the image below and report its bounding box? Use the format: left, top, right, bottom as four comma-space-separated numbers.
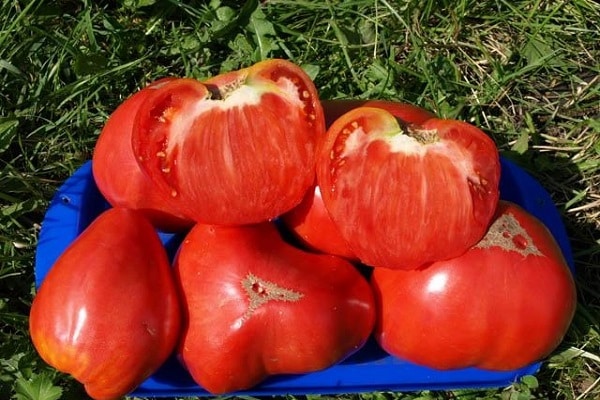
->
92, 78, 193, 232
316, 107, 501, 269
131, 59, 325, 225
281, 100, 435, 259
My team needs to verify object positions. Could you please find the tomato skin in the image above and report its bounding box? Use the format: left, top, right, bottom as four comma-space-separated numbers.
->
281, 183, 357, 259
371, 200, 577, 371
92, 78, 193, 232
174, 222, 375, 394
282, 100, 434, 259
132, 59, 325, 225
316, 106, 500, 269
29, 208, 181, 400
320, 99, 435, 127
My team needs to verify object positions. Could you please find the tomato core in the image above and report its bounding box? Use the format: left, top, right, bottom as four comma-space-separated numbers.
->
407, 127, 439, 144
206, 74, 247, 100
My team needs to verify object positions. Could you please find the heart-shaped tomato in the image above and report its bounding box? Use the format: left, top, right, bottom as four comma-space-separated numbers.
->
282, 100, 435, 259
371, 200, 577, 370
92, 78, 193, 232
29, 208, 181, 400
174, 222, 375, 394
131, 59, 325, 225
316, 106, 501, 269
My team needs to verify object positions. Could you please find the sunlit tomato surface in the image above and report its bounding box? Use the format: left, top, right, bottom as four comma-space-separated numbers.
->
281, 183, 356, 259
29, 208, 181, 400
282, 100, 435, 259
316, 106, 501, 269
92, 78, 193, 232
175, 222, 375, 394
371, 200, 577, 371
131, 59, 325, 225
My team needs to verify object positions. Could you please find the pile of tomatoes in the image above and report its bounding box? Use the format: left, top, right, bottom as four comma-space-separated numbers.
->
29, 59, 577, 400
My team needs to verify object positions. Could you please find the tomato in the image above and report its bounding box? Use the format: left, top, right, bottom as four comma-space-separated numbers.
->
92, 78, 193, 232
29, 208, 181, 400
282, 100, 435, 259
131, 59, 325, 225
316, 106, 500, 269
371, 200, 577, 371
174, 222, 375, 394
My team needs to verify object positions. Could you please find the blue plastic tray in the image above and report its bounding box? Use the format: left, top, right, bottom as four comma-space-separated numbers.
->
34, 157, 574, 397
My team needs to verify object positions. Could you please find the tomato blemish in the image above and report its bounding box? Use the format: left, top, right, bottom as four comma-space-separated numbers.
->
241, 273, 303, 319
512, 234, 529, 250
251, 282, 267, 296
475, 213, 543, 257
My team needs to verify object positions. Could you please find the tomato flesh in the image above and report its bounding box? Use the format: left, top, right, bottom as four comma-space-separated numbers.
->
132, 59, 325, 225
317, 107, 500, 269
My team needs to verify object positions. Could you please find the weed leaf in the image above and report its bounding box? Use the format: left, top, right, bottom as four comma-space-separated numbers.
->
14, 373, 62, 400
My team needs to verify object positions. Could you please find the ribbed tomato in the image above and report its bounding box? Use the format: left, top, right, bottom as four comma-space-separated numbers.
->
29, 208, 181, 400
316, 106, 500, 269
371, 201, 577, 370
131, 59, 325, 225
174, 222, 375, 394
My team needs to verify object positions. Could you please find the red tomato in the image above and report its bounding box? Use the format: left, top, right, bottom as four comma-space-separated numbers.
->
29, 208, 181, 400
92, 78, 193, 232
371, 200, 577, 370
316, 106, 500, 269
282, 100, 435, 259
174, 222, 375, 394
131, 59, 325, 225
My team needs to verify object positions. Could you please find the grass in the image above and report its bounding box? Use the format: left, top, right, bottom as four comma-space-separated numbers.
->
1, 0, 599, 398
